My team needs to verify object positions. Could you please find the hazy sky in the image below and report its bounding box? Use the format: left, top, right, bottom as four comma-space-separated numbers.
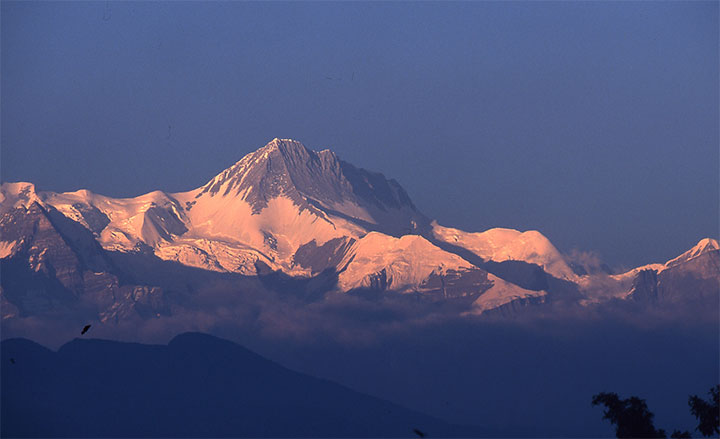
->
2, 1, 717, 268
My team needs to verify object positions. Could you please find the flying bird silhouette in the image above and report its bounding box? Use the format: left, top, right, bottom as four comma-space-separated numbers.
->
413, 428, 426, 438
81, 324, 92, 335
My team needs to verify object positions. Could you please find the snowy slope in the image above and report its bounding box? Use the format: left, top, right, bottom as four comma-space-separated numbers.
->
467, 274, 547, 314
40, 189, 187, 251
336, 232, 475, 292
432, 222, 577, 280
664, 238, 719, 269
0, 183, 42, 214
167, 192, 365, 274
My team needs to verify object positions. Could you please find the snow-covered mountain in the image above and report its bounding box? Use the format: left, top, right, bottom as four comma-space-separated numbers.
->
1, 138, 717, 323
4, 139, 426, 275
431, 223, 578, 281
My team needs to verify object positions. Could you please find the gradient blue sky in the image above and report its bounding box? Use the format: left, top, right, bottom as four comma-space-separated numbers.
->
2, 1, 718, 268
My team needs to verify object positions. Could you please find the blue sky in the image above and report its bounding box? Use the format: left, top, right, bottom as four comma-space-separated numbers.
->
2, 1, 717, 268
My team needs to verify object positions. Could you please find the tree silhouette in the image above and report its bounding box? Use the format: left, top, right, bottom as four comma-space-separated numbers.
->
592, 392, 666, 438
688, 385, 719, 437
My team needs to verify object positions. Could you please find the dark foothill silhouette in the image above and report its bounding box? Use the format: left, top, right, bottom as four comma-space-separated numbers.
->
1, 333, 480, 438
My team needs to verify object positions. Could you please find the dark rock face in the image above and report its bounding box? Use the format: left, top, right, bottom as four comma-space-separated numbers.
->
428, 237, 552, 292
71, 202, 110, 235
482, 260, 550, 292
142, 204, 189, 244
627, 250, 719, 309
262, 231, 279, 251
0, 203, 84, 314
421, 269, 492, 300
338, 159, 416, 212
42, 205, 112, 273
368, 268, 390, 291
1, 333, 474, 437
568, 260, 614, 276
657, 249, 720, 303
481, 294, 548, 317
0, 203, 170, 321
293, 237, 356, 274
628, 269, 660, 302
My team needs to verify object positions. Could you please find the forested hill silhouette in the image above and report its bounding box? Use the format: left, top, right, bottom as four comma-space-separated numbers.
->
1, 333, 479, 438
592, 387, 720, 438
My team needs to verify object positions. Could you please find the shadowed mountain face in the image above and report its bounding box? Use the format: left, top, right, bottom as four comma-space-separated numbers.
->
1, 333, 476, 438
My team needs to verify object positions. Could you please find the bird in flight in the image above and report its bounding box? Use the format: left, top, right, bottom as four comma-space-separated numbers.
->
81, 324, 92, 335
413, 428, 426, 438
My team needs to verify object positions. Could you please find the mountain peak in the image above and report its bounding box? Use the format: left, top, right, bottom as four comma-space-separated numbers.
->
0, 182, 40, 213
696, 237, 719, 251
195, 138, 337, 210
191, 138, 426, 235
269, 137, 302, 145
1, 182, 37, 199
263, 138, 309, 154
665, 238, 719, 269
